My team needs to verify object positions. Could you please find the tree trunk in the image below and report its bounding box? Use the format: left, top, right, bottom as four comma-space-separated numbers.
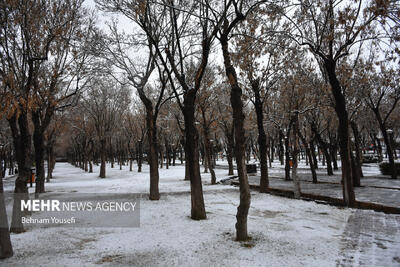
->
203, 131, 216, 184
373, 111, 397, 179
325, 59, 355, 207
350, 149, 361, 187
32, 115, 45, 195
284, 132, 291, 180
172, 148, 176, 166
0, 154, 3, 179
291, 114, 301, 199
270, 137, 275, 163
351, 122, 364, 179
330, 145, 338, 170
46, 145, 54, 180
0, 169, 13, 259
252, 82, 269, 192
100, 139, 106, 178
184, 94, 206, 220
138, 141, 143, 173
226, 125, 235, 176
9, 112, 31, 233
146, 108, 160, 201
310, 140, 318, 170
201, 112, 217, 185
376, 134, 383, 161
222, 36, 250, 241
159, 148, 163, 169
165, 141, 170, 170
279, 130, 284, 165
312, 127, 334, 176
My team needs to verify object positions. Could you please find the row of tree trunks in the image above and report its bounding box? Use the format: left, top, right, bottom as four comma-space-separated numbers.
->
298, 131, 318, 183
311, 124, 334, 176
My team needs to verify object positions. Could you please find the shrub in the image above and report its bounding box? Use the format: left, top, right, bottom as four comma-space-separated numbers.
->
379, 162, 400, 176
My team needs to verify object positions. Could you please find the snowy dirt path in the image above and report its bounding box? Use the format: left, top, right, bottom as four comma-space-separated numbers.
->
337, 210, 400, 266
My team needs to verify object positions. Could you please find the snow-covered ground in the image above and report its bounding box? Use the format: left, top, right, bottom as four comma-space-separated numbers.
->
1, 161, 399, 266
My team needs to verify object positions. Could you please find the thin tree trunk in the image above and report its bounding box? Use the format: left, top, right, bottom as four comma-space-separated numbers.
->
325, 59, 355, 207
138, 141, 143, 173
279, 130, 284, 165
32, 124, 45, 195
100, 139, 106, 178
310, 140, 318, 170
145, 108, 160, 201
284, 132, 291, 180
201, 114, 216, 185
330, 145, 338, 170
226, 125, 235, 176
252, 82, 269, 192
351, 122, 364, 178
222, 35, 250, 241
291, 114, 301, 199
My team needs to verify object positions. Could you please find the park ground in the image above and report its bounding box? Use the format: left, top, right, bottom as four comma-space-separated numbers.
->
1, 160, 400, 266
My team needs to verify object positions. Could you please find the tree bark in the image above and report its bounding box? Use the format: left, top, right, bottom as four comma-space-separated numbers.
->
200, 109, 217, 185
137, 140, 143, 173
351, 121, 364, 179
9, 112, 31, 233
251, 81, 269, 192
184, 93, 206, 220
291, 114, 301, 198
226, 125, 235, 176
310, 140, 318, 170
222, 35, 251, 241
279, 130, 284, 165
99, 139, 106, 178
146, 107, 160, 200
324, 59, 355, 207
330, 145, 338, 170
284, 131, 291, 180
32, 112, 46, 195
202, 129, 216, 185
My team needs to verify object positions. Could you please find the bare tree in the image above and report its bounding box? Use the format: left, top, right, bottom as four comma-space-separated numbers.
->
81, 76, 130, 178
